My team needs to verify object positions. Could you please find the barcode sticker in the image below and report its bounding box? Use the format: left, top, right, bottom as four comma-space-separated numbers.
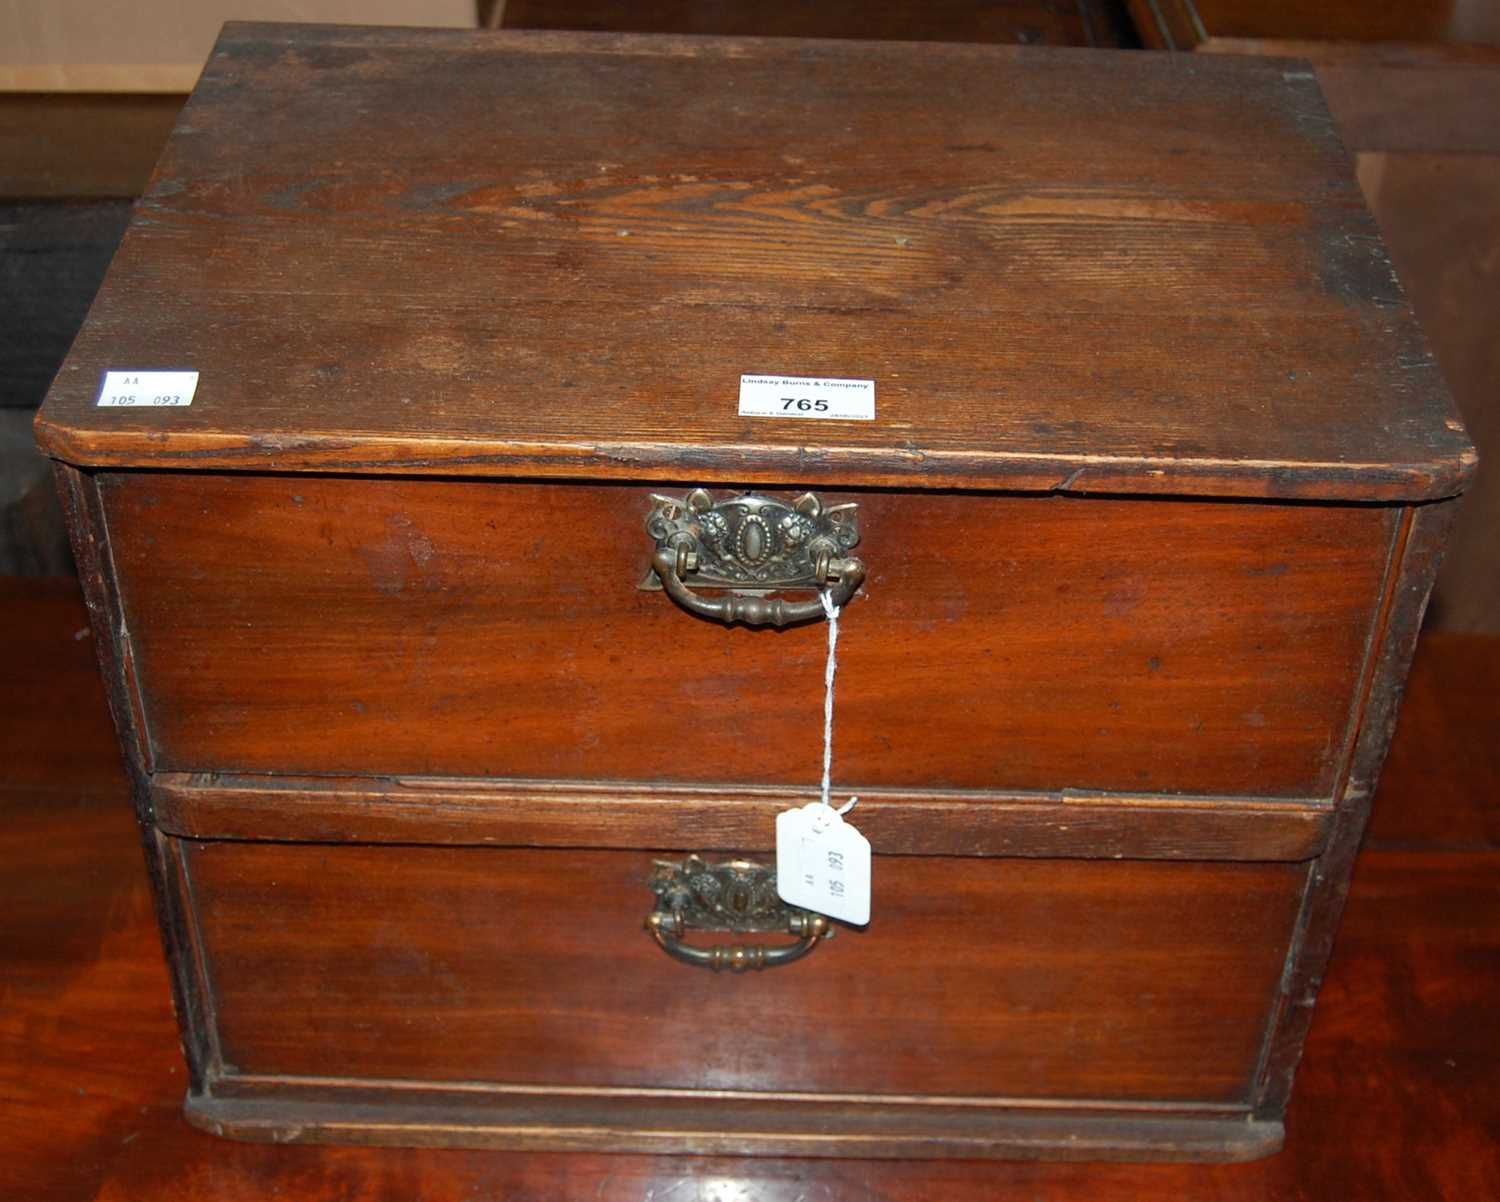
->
96, 370, 198, 407
776, 801, 872, 925
739, 374, 875, 420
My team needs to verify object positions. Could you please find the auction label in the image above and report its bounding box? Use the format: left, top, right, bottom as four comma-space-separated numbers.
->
739, 374, 874, 420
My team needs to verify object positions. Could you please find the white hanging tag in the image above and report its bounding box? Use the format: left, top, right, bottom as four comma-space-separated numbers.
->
776, 801, 871, 926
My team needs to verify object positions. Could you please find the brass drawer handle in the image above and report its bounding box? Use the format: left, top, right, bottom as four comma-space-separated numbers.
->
644, 489, 864, 627
650, 550, 864, 629
645, 855, 833, 973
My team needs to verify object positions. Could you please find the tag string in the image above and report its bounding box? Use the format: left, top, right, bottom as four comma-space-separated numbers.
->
818, 591, 858, 819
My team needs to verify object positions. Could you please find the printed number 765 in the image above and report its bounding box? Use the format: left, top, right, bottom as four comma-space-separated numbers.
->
782, 397, 829, 412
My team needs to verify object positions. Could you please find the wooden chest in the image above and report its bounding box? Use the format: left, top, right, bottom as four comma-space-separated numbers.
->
35, 23, 1473, 1161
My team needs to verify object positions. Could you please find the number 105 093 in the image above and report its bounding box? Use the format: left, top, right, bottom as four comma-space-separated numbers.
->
95, 371, 199, 408
101, 394, 189, 406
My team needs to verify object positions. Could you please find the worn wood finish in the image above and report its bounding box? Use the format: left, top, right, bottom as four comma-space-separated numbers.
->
182, 838, 1304, 1103
498, 0, 1137, 47
102, 473, 1394, 797
32, 25, 1473, 501
6, 582, 1498, 1195
152, 773, 1336, 861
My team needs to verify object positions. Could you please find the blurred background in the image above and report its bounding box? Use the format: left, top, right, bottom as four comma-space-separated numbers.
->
2, 0, 1495, 631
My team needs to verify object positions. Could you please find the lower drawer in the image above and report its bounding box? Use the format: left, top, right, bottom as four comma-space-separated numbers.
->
175, 838, 1306, 1106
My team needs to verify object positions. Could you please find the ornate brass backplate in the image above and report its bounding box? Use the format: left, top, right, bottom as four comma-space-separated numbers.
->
642, 489, 865, 627
645, 854, 832, 972
645, 489, 859, 586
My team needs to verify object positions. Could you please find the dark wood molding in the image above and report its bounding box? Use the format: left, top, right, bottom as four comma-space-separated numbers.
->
55, 463, 210, 1088
152, 830, 218, 1091
52, 466, 150, 792
184, 1074, 1282, 1161
35, 428, 1476, 503
153, 773, 1334, 862
214, 1071, 1253, 1112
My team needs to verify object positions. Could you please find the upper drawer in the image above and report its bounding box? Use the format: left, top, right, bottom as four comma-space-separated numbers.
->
100, 473, 1394, 798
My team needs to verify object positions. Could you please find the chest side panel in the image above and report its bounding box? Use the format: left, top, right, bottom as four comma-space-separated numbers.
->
102, 472, 1392, 798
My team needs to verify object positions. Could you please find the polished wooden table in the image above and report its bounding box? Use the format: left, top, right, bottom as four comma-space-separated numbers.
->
3, 576, 1497, 1199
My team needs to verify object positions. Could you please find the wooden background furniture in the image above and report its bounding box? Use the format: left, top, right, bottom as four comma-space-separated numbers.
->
493, 0, 1136, 45
1129, 0, 1500, 61
4, 575, 1497, 1195
1124, 3, 1500, 636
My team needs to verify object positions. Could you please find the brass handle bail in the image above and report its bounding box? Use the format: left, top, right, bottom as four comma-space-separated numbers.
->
645, 855, 834, 972
646, 909, 831, 972
651, 550, 864, 629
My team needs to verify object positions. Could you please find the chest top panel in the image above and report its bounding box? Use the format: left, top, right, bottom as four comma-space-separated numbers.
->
35, 22, 1472, 500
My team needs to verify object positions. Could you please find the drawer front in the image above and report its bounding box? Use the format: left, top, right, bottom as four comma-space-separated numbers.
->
180, 839, 1305, 1105
103, 473, 1393, 798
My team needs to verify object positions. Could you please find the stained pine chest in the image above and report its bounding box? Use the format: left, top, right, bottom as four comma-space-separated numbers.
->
35, 22, 1473, 1160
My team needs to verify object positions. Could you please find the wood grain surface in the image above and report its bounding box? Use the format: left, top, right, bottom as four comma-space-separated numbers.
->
102, 472, 1393, 797
182, 838, 1303, 1102
32, 24, 1473, 500
3, 580, 1496, 1196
